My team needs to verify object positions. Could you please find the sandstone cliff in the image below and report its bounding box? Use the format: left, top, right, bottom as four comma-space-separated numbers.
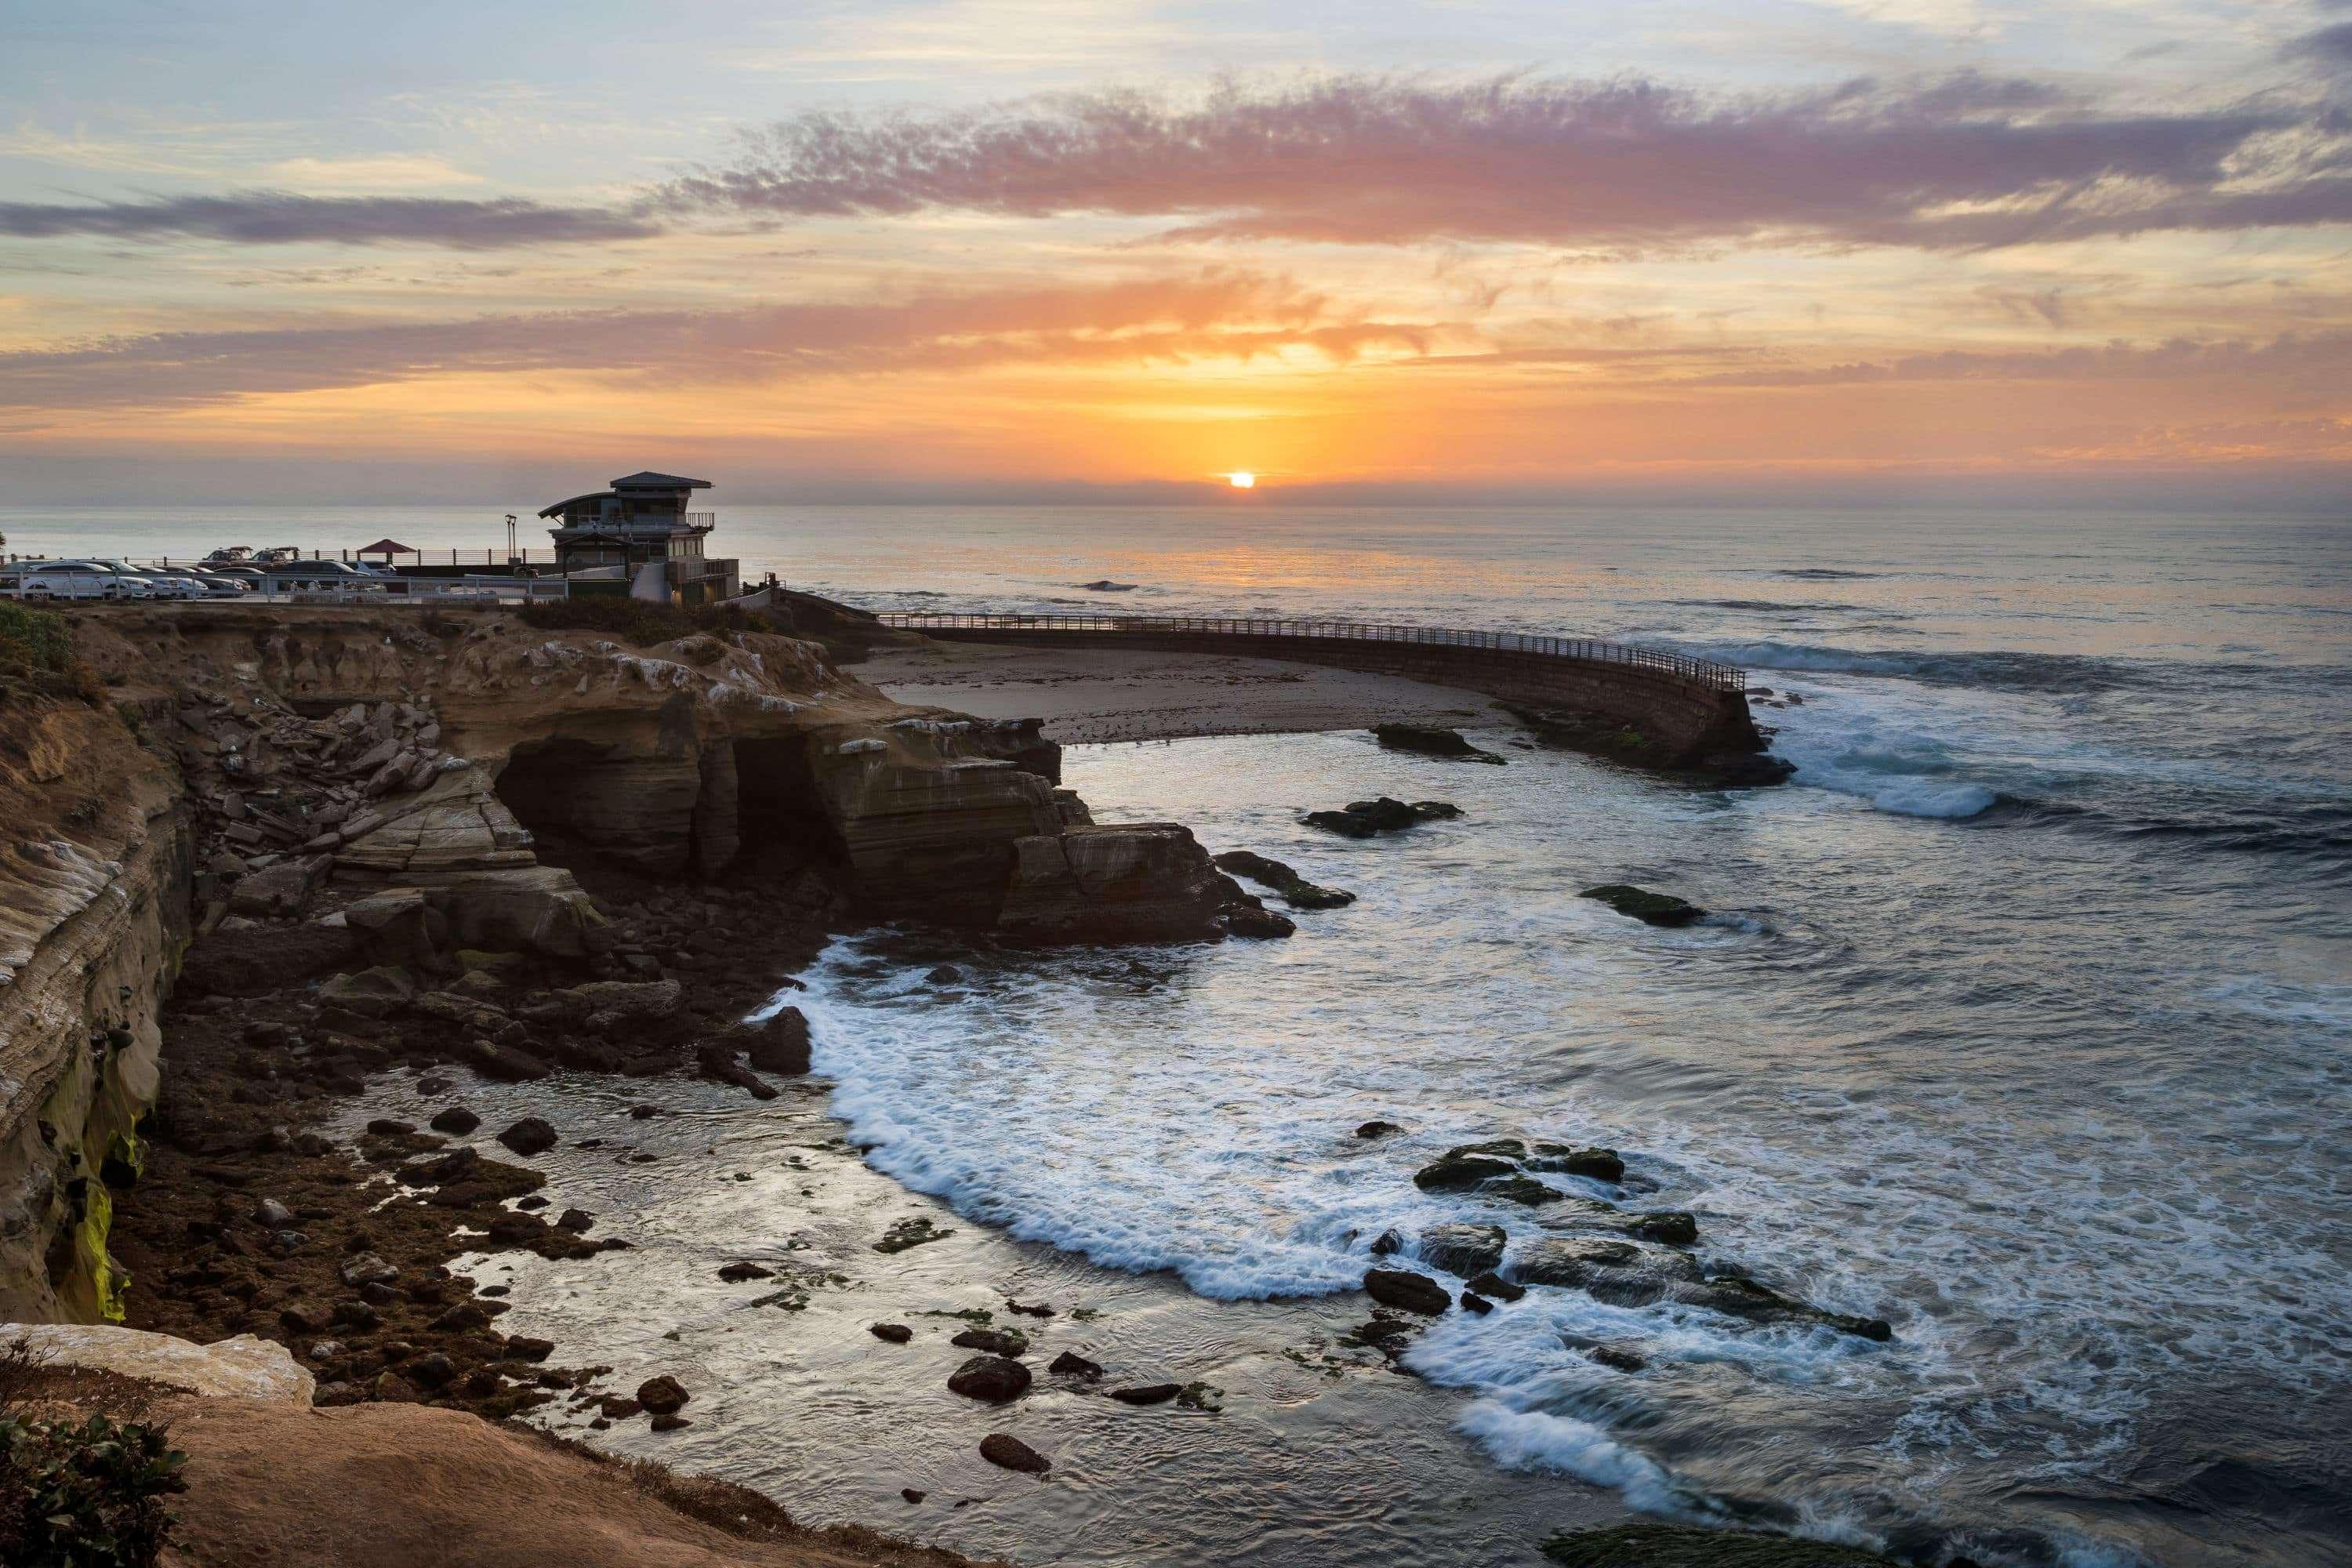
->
1, 603, 1277, 1327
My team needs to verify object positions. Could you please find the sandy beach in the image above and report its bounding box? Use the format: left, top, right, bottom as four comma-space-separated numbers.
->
858, 640, 1512, 745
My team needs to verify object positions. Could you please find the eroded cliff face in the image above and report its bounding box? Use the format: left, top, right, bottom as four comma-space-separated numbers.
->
69, 607, 1246, 935
0, 694, 191, 1321
2, 604, 1273, 1324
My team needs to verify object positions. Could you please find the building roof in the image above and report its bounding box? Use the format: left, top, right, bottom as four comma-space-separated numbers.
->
610, 471, 711, 490
537, 492, 612, 519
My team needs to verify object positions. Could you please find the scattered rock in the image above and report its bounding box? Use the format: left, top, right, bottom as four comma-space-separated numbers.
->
364, 1119, 415, 1137
717, 1261, 775, 1282
694, 1041, 779, 1100
947, 1355, 1032, 1403
1305, 797, 1459, 837
337, 1252, 397, 1288
731, 1007, 811, 1076
1354, 1120, 1400, 1139
427, 1106, 481, 1135
504, 1336, 555, 1363
1524, 1143, 1628, 1182
869, 1323, 913, 1345
1413, 1150, 1519, 1192
650, 1414, 691, 1432
1047, 1352, 1102, 1379
1213, 850, 1358, 910
1418, 1222, 1508, 1278
1578, 884, 1706, 927
635, 1375, 690, 1415
1461, 1291, 1494, 1315
1371, 724, 1504, 764
1108, 1383, 1181, 1405
873, 1216, 953, 1254
950, 1327, 1028, 1358
1363, 1268, 1450, 1316
901, 1488, 926, 1504
978, 1433, 1051, 1474
1467, 1271, 1526, 1303
495, 1116, 557, 1156
405, 1352, 456, 1388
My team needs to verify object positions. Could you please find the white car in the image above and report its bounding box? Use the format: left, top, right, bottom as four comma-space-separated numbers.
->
6, 561, 143, 601
89, 560, 205, 599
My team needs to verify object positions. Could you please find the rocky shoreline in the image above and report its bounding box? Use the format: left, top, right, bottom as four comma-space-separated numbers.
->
2, 596, 1919, 1567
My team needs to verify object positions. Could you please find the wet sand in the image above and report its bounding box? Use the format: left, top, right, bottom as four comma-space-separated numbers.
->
858, 641, 1510, 745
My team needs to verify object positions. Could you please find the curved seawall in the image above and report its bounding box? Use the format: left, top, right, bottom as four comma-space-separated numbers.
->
879, 614, 1772, 772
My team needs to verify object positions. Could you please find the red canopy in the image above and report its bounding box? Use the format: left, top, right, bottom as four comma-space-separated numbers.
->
356, 539, 415, 555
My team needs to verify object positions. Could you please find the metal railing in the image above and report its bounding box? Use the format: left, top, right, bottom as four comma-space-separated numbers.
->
879, 612, 1744, 692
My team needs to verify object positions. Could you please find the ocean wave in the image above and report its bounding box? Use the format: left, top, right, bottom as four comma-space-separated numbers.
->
1777, 568, 1885, 580
1691, 641, 2161, 693
1668, 598, 1879, 615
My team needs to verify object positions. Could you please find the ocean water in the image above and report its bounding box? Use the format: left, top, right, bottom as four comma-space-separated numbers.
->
29, 503, 2352, 1563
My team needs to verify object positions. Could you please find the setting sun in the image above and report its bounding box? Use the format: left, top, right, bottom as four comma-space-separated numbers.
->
1226, 471, 1256, 488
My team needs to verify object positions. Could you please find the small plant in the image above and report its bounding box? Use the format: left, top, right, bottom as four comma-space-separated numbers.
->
0, 1341, 188, 1568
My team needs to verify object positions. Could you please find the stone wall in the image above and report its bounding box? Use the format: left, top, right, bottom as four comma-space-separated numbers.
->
912, 627, 1765, 768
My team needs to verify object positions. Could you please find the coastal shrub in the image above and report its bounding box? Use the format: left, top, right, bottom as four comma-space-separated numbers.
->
0, 602, 74, 675
0, 603, 106, 705
0, 1341, 188, 1568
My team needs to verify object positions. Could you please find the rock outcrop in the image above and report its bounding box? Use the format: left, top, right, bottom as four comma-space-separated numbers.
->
4, 603, 1275, 1332
0, 690, 191, 1323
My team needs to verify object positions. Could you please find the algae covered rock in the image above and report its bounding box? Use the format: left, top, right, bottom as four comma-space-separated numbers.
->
1212, 850, 1357, 909
1579, 884, 1706, 927
1371, 724, 1506, 764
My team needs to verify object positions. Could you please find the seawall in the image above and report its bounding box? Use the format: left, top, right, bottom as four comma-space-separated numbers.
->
881, 617, 1772, 773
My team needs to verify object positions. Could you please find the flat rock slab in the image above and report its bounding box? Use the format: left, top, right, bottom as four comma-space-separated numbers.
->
2, 1323, 314, 1404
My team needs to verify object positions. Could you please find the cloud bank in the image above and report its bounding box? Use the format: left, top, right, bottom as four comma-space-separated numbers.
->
0, 192, 660, 248
666, 72, 2352, 252
0, 271, 1429, 412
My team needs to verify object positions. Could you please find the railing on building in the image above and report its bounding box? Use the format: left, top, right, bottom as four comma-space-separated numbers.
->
878, 612, 1744, 692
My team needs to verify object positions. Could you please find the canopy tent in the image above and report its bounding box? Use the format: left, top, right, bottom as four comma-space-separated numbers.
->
356, 538, 416, 557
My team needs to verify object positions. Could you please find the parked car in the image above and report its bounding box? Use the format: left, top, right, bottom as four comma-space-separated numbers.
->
193, 573, 252, 597
5, 560, 146, 601
76, 559, 191, 599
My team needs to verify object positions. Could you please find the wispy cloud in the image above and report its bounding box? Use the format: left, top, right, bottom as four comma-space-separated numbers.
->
1694, 330, 2352, 386
0, 270, 1436, 412
0, 191, 658, 247
664, 71, 2352, 252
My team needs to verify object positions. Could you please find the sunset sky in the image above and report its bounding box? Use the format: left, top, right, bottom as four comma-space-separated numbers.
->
4, 0, 2349, 506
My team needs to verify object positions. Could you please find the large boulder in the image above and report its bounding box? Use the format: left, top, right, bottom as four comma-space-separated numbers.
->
1, 1324, 314, 1405
996, 823, 1233, 942
731, 1007, 811, 1075
341, 887, 444, 969
947, 1355, 1033, 1403
1417, 1223, 1508, 1278
398, 866, 609, 959
1363, 1268, 1451, 1316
